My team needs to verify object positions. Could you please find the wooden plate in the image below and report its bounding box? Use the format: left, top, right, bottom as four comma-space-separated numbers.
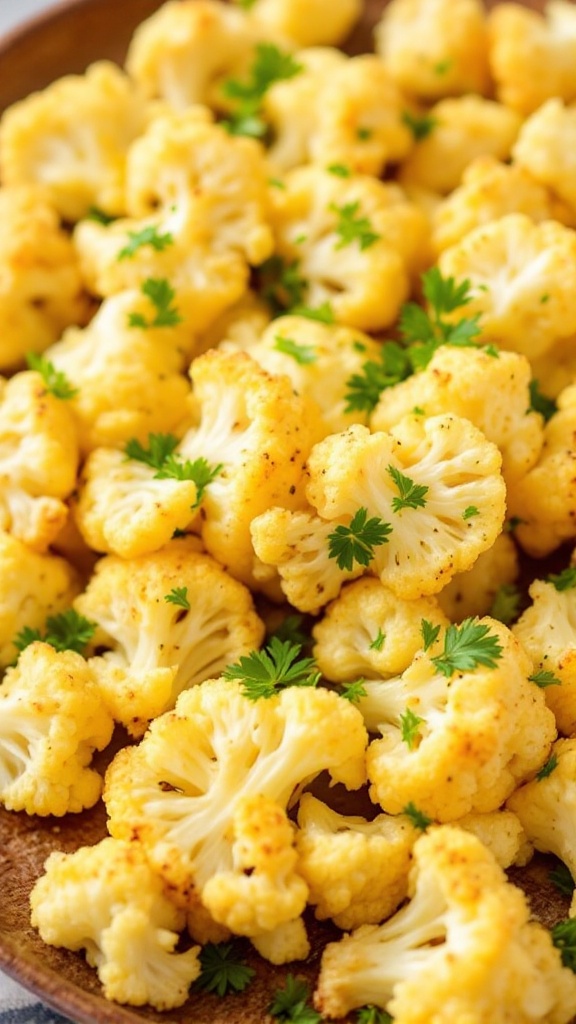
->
0, 1, 569, 1022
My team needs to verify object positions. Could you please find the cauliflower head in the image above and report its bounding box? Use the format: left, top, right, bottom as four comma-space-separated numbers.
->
314, 825, 576, 1023
241, 0, 361, 48
363, 617, 557, 821
513, 99, 576, 221
0, 642, 113, 816
74, 537, 265, 734
0, 62, 152, 220
30, 837, 200, 1010
437, 532, 519, 623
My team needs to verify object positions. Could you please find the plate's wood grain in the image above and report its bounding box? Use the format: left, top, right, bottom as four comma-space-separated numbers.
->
0, 0, 564, 1022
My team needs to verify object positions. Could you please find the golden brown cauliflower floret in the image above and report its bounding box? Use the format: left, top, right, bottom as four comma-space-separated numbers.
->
398, 96, 522, 197
0, 642, 114, 816
371, 344, 544, 487
0, 185, 88, 372
530, 334, 576, 403
74, 537, 264, 735
489, 1, 576, 116
439, 215, 576, 361
455, 808, 533, 869
0, 370, 79, 552
314, 825, 576, 1023
0, 62, 152, 221
30, 838, 200, 1010
437, 533, 519, 623
0, 533, 80, 669
374, 0, 490, 101
513, 99, 576, 222
362, 618, 556, 822
238, 0, 361, 48
200, 291, 271, 354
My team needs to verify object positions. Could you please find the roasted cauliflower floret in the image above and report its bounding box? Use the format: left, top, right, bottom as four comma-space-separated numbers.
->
0, 370, 79, 551
0, 62, 151, 221
314, 825, 576, 1022
104, 678, 367, 929
296, 794, 417, 930
513, 99, 576, 221
312, 578, 449, 682
375, 0, 490, 101
455, 808, 533, 869
0, 534, 80, 669
489, 1, 576, 115
30, 838, 200, 1010
306, 417, 506, 601
0, 642, 113, 816
74, 538, 264, 734
371, 344, 544, 486
240, 0, 361, 48
0, 185, 88, 371
398, 96, 521, 197
199, 290, 271, 354
437, 533, 519, 623
362, 617, 556, 821
438, 215, 576, 360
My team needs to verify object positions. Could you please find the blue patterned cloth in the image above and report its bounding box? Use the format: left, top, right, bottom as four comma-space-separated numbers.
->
0, 974, 71, 1024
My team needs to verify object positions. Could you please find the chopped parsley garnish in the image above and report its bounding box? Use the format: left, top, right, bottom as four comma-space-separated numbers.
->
269, 177, 286, 189
357, 126, 373, 140
344, 341, 412, 414
400, 707, 424, 749
402, 110, 437, 141
401, 267, 482, 370
387, 465, 429, 512
547, 568, 576, 592
194, 942, 255, 996
421, 620, 441, 652
268, 614, 309, 647
269, 975, 322, 1023
434, 58, 453, 75
328, 507, 392, 571
357, 1007, 393, 1024
274, 335, 317, 364
529, 669, 562, 689
164, 587, 190, 610
505, 516, 526, 533
529, 380, 557, 423
489, 584, 521, 626
222, 43, 302, 138
549, 864, 575, 898
463, 506, 480, 520
551, 919, 576, 972
330, 200, 380, 251
14, 610, 95, 657
431, 618, 503, 677
86, 206, 117, 225
290, 301, 335, 324
222, 637, 320, 700
124, 432, 179, 471
26, 353, 77, 400
536, 754, 558, 781
327, 163, 352, 177
340, 679, 368, 703
370, 628, 386, 652
127, 278, 183, 329
259, 256, 306, 314
124, 434, 222, 498
118, 225, 174, 261
403, 802, 432, 830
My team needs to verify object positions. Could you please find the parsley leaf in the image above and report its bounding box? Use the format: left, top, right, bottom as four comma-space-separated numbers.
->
370, 628, 386, 651
164, 587, 190, 610
13, 625, 43, 654
552, 919, 576, 972
26, 353, 77, 400
536, 754, 558, 781
548, 568, 576, 592
86, 206, 117, 225
118, 225, 174, 261
269, 975, 322, 1023
14, 610, 95, 656
222, 637, 320, 700
529, 669, 562, 688
328, 507, 392, 571
124, 432, 179, 471
344, 341, 412, 414
421, 620, 441, 652
400, 707, 424, 749
340, 678, 368, 703
431, 618, 503, 677
127, 278, 183, 329
194, 942, 255, 996
357, 1006, 393, 1024
274, 335, 317, 364
357, 126, 373, 141
222, 43, 302, 138
403, 802, 432, 830
330, 200, 380, 251
402, 110, 437, 140
289, 301, 335, 323
463, 506, 480, 520
401, 267, 482, 370
268, 614, 309, 647
387, 465, 429, 512
259, 256, 307, 315
529, 380, 557, 422
549, 864, 575, 898
327, 163, 351, 177
489, 584, 521, 626
124, 436, 222, 496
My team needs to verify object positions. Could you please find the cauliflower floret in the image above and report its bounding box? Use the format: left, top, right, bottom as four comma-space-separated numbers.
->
0, 534, 80, 668
0, 642, 113, 816
314, 825, 576, 1022
455, 809, 533, 869
437, 533, 519, 622
312, 578, 449, 682
74, 538, 264, 734
513, 578, 576, 737
371, 344, 544, 487
239, 0, 361, 48
178, 350, 312, 586
432, 156, 559, 255
0, 370, 79, 551
296, 794, 417, 930
269, 167, 429, 330
398, 96, 521, 196
306, 417, 506, 600
530, 334, 576, 403
0, 185, 88, 372
250, 917, 309, 965
0, 62, 152, 221
508, 384, 576, 557
513, 99, 576, 221
45, 293, 191, 456
199, 290, 271, 354
30, 838, 200, 1009
104, 678, 368, 926
489, 1, 576, 115
362, 618, 557, 821
374, 0, 490, 100
508, 738, 576, 918
438, 215, 576, 360
126, 0, 260, 110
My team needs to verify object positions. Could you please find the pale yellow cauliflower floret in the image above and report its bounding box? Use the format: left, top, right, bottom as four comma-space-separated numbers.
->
439, 214, 576, 360
513, 99, 576, 221
375, 0, 490, 100
270, 167, 429, 330
362, 618, 556, 822
199, 291, 271, 354
455, 809, 533, 869
513, 578, 576, 737
0, 534, 80, 668
398, 96, 521, 196
489, 1, 576, 115
0, 642, 114, 816
0, 62, 152, 221
239, 0, 360, 47
312, 577, 449, 682
74, 537, 264, 735
45, 293, 191, 456
30, 838, 200, 1010
0, 185, 88, 372
530, 335, 576, 402
314, 825, 576, 1023
0, 371, 79, 551
371, 344, 544, 487
437, 533, 519, 623
306, 417, 506, 600
296, 794, 417, 930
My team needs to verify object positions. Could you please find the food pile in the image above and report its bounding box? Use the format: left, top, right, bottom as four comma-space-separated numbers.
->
1, 0, 576, 1019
